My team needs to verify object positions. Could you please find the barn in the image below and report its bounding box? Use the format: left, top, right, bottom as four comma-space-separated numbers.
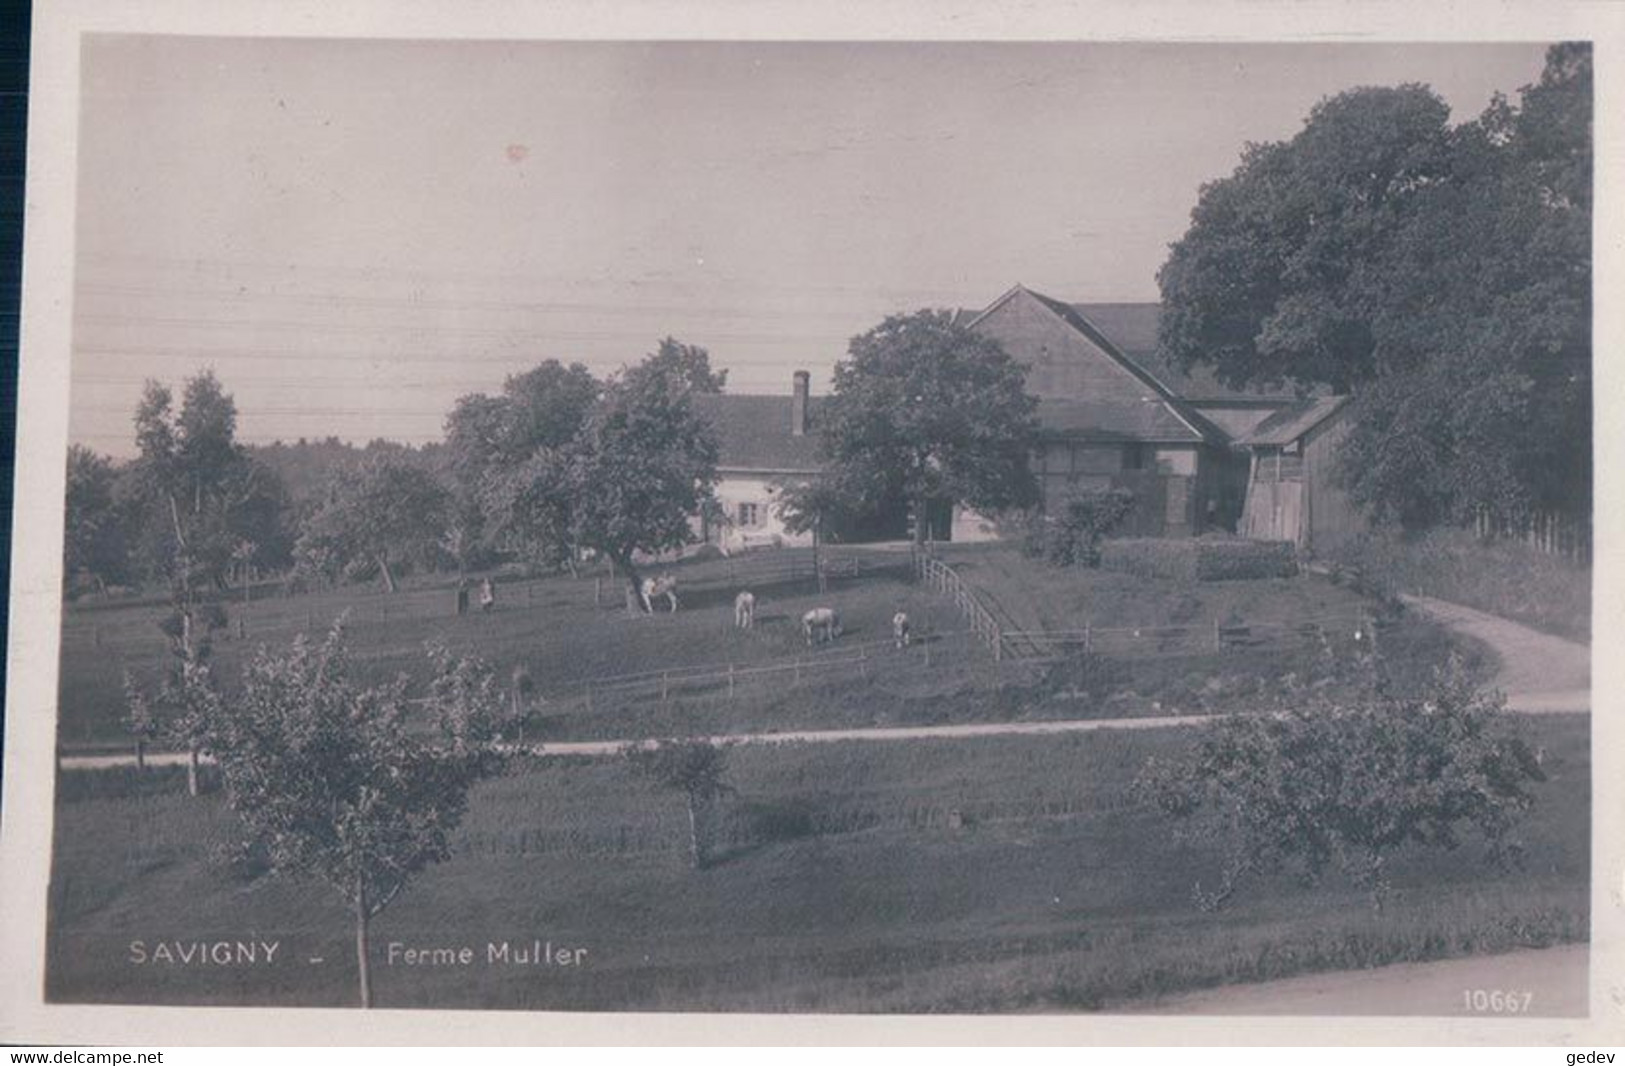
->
1236, 395, 1364, 553
954, 285, 1292, 540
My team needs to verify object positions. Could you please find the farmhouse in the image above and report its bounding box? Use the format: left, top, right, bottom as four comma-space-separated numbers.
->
692, 284, 1323, 548
691, 372, 822, 554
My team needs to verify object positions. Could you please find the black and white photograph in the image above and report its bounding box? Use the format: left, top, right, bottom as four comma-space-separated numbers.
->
1, 0, 1618, 1044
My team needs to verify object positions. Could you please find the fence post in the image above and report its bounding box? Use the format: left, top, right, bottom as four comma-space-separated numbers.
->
993, 624, 1003, 662
860, 648, 868, 678
728, 663, 735, 698
660, 671, 669, 702
1214, 619, 1222, 651
595, 577, 602, 606
794, 657, 801, 685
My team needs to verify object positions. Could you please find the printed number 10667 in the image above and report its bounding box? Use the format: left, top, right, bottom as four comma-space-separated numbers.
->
1463, 990, 1534, 1013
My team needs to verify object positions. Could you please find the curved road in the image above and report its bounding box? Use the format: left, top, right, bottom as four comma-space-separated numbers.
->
1400, 594, 1590, 713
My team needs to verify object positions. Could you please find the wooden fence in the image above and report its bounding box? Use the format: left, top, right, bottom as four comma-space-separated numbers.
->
553, 629, 984, 711
1003, 611, 1383, 661
1473, 508, 1591, 564
911, 548, 1006, 660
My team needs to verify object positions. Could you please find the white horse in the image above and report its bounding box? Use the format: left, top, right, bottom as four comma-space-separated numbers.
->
734, 590, 756, 629
892, 611, 911, 648
640, 573, 679, 613
802, 607, 843, 645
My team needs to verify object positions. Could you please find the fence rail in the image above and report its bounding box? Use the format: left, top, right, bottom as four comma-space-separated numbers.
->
911, 548, 1007, 660
1003, 611, 1380, 660
544, 629, 986, 711
1472, 508, 1590, 564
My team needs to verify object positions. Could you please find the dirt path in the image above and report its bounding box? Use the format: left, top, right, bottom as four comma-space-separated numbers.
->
1128, 943, 1588, 1017
58, 712, 1219, 769
1401, 594, 1590, 713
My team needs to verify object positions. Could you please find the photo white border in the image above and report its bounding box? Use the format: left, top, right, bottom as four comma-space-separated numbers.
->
3, 0, 1622, 1045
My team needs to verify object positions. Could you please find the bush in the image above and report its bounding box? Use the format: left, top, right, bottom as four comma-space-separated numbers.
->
1026, 488, 1136, 567
1101, 537, 1297, 582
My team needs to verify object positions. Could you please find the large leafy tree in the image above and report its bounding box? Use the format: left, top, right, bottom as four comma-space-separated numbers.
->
296, 456, 450, 593
1158, 45, 1591, 527
207, 624, 512, 1008
442, 361, 599, 570
567, 361, 720, 611
819, 310, 1039, 545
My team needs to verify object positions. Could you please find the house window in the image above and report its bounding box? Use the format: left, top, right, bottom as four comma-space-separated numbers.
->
737, 501, 760, 527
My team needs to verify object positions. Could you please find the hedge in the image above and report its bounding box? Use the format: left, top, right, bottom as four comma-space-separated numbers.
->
1100, 537, 1298, 582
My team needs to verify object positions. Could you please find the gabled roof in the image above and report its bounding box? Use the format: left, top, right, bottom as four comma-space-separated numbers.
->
1065, 302, 1300, 405
1238, 395, 1351, 446
1035, 398, 1213, 443
691, 393, 824, 473
966, 284, 1223, 445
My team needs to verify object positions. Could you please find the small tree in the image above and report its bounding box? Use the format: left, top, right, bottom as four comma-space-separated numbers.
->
207, 622, 512, 1008
778, 475, 861, 591
625, 739, 735, 869
120, 670, 161, 773
1135, 658, 1544, 913
163, 658, 224, 798
65, 444, 131, 593
149, 600, 228, 797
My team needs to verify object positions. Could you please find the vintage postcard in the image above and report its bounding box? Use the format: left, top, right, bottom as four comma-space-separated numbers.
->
1, 0, 1620, 1046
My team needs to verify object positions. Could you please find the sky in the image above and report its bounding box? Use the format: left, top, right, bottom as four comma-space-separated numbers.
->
69, 36, 1553, 455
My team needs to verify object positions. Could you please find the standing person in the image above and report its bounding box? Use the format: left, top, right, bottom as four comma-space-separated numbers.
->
480, 576, 496, 613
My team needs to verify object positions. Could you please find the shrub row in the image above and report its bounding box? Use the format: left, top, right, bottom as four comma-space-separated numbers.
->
1100, 537, 1298, 582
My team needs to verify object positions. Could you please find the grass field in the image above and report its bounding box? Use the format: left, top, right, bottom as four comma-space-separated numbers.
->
56, 549, 965, 748
57, 544, 1481, 751
45, 714, 1589, 1012
1320, 529, 1592, 643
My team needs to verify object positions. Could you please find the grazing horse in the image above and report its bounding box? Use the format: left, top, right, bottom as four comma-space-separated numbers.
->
640, 573, 679, 613
734, 590, 756, 629
802, 607, 843, 645
892, 611, 911, 648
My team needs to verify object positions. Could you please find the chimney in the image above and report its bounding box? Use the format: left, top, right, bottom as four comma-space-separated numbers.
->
791, 370, 810, 436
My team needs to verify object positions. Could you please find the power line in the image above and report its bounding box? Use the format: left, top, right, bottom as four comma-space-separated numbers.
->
69, 343, 842, 371
81, 252, 975, 303
73, 282, 887, 323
